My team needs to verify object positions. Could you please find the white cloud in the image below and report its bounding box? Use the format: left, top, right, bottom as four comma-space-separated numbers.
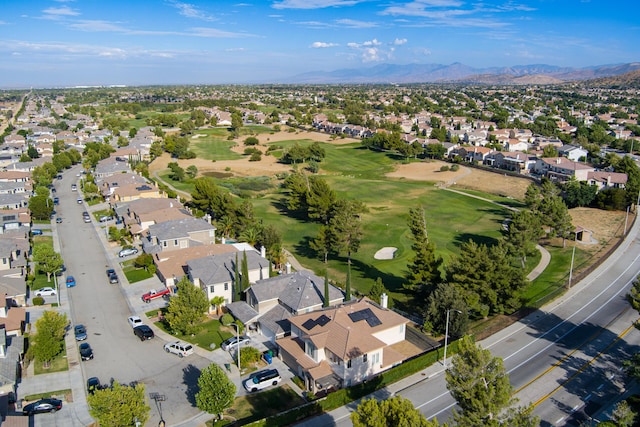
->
347, 39, 394, 62
393, 38, 408, 45
41, 6, 80, 19
272, 0, 363, 9
310, 42, 338, 48
335, 18, 377, 28
168, 1, 216, 21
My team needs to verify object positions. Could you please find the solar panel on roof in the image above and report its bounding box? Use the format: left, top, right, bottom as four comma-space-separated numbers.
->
316, 314, 330, 326
302, 319, 316, 330
348, 308, 381, 327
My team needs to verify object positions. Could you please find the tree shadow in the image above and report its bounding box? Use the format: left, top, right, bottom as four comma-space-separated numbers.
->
182, 364, 201, 407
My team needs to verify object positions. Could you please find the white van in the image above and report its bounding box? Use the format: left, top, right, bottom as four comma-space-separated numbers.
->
243, 368, 281, 392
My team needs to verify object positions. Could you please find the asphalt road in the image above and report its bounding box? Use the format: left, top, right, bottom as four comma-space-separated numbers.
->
54, 167, 213, 426
296, 218, 640, 427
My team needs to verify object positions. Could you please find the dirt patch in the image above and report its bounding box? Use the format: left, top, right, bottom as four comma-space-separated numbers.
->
569, 206, 627, 254
386, 160, 532, 200
148, 130, 359, 178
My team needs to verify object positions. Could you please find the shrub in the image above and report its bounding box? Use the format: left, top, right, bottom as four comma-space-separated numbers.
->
244, 137, 259, 146
440, 165, 449, 172
450, 164, 460, 171
238, 346, 262, 368
221, 313, 234, 326
32, 297, 45, 306
249, 152, 262, 162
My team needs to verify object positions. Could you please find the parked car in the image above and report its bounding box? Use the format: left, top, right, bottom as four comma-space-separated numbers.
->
66, 276, 76, 288
79, 342, 94, 361
87, 377, 101, 394
163, 341, 194, 358
71, 184, 77, 191
221, 335, 251, 351
55, 217, 62, 223
106, 268, 115, 277
77, 198, 83, 204
74, 325, 87, 341
84, 215, 91, 223
108, 273, 118, 284
55, 264, 66, 276
127, 316, 143, 328
133, 325, 154, 341
100, 215, 113, 222
243, 368, 282, 392
118, 247, 138, 258
22, 398, 62, 415
34, 287, 56, 297
31, 229, 43, 236
53, 197, 59, 205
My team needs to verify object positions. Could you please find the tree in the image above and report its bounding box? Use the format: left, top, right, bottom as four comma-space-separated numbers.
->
165, 277, 209, 335
234, 252, 241, 302
351, 396, 439, 427
31, 310, 67, 365
310, 225, 335, 264
423, 282, 469, 337
231, 111, 243, 132
210, 295, 225, 316
612, 400, 636, 427
306, 176, 337, 224
195, 363, 236, 420
369, 277, 392, 307
32, 245, 64, 282
405, 206, 443, 294
27, 145, 40, 159
28, 195, 54, 220
241, 250, 250, 291
505, 210, 543, 268
329, 199, 366, 300
87, 381, 150, 427
186, 165, 198, 179
614, 155, 640, 207
446, 336, 538, 427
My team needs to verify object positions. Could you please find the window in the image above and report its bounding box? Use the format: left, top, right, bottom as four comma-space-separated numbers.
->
371, 352, 380, 365
209, 286, 215, 293
174, 239, 178, 246
347, 359, 352, 369
162, 241, 167, 247
363, 354, 368, 363
399, 323, 405, 334
224, 283, 228, 291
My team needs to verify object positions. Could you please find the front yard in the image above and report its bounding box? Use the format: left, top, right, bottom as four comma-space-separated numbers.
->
150, 312, 235, 350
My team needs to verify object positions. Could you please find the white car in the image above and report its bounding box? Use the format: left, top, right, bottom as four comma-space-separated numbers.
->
221, 335, 251, 351
163, 341, 194, 358
127, 316, 143, 328
35, 287, 57, 297
243, 369, 282, 392
118, 247, 138, 258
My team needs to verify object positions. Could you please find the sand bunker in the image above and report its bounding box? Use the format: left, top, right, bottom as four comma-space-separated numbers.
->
374, 247, 397, 260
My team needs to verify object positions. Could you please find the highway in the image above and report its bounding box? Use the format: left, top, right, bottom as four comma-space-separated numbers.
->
296, 218, 640, 427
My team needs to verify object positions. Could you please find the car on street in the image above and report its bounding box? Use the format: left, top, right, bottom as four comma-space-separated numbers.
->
127, 316, 143, 328
100, 215, 113, 222
53, 197, 59, 205
133, 325, 155, 341
106, 268, 115, 277
163, 341, 194, 358
84, 215, 91, 223
22, 398, 62, 416
118, 247, 138, 258
31, 229, 43, 235
34, 287, 56, 297
87, 377, 101, 394
55, 217, 62, 223
77, 198, 83, 204
55, 264, 66, 276
66, 275, 76, 288
221, 335, 251, 351
74, 325, 87, 341
79, 342, 94, 361
243, 368, 282, 392
108, 272, 118, 284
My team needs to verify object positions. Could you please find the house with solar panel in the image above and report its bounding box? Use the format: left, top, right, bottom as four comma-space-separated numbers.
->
277, 296, 411, 393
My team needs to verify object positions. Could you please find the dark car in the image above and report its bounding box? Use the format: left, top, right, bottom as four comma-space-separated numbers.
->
133, 325, 155, 341
22, 398, 62, 415
106, 268, 115, 277
32, 229, 43, 236
87, 377, 101, 394
55, 264, 66, 276
74, 324, 87, 341
109, 273, 118, 284
79, 342, 93, 361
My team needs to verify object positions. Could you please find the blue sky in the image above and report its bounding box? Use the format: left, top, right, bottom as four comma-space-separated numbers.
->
0, 0, 638, 88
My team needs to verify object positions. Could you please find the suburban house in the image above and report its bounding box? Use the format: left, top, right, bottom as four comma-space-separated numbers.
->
93, 158, 131, 179
558, 145, 588, 162
97, 172, 148, 199
154, 244, 239, 288
0, 209, 30, 234
143, 217, 216, 254
110, 182, 163, 202
534, 157, 595, 182
586, 171, 628, 191
277, 297, 411, 393
226, 270, 345, 342
186, 248, 270, 310
114, 198, 189, 236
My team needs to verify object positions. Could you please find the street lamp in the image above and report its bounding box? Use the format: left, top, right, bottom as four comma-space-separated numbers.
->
53, 269, 60, 306
229, 323, 241, 371
443, 309, 462, 369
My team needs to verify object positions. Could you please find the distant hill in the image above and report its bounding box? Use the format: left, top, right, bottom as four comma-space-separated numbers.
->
581, 68, 640, 88
282, 62, 640, 85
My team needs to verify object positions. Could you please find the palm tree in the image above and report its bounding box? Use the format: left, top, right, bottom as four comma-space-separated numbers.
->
210, 296, 225, 316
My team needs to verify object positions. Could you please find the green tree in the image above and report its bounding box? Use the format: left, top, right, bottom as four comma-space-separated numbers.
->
210, 295, 225, 316
234, 252, 241, 302
195, 363, 236, 420
186, 165, 198, 179
87, 381, 150, 427
614, 155, 640, 207
351, 396, 440, 427
612, 400, 636, 427
241, 250, 250, 291
27, 145, 39, 159
505, 210, 543, 268
231, 111, 243, 132
369, 277, 392, 307
310, 225, 335, 264
31, 310, 67, 365
32, 245, 64, 282
165, 277, 209, 335
446, 336, 538, 427
405, 206, 443, 294
306, 176, 337, 224
28, 195, 54, 220
423, 282, 469, 337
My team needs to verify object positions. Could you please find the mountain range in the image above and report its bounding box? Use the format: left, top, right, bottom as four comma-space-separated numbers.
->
282, 62, 640, 85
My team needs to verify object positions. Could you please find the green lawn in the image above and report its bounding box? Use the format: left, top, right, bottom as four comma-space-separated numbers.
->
122, 264, 153, 283
33, 347, 68, 375
153, 316, 234, 350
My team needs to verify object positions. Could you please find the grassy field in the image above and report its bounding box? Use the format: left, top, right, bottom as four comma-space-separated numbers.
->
190, 126, 275, 161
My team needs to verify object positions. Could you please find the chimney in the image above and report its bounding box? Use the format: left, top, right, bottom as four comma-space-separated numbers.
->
380, 293, 388, 309
285, 262, 291, 274
260, 246, 266, 258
